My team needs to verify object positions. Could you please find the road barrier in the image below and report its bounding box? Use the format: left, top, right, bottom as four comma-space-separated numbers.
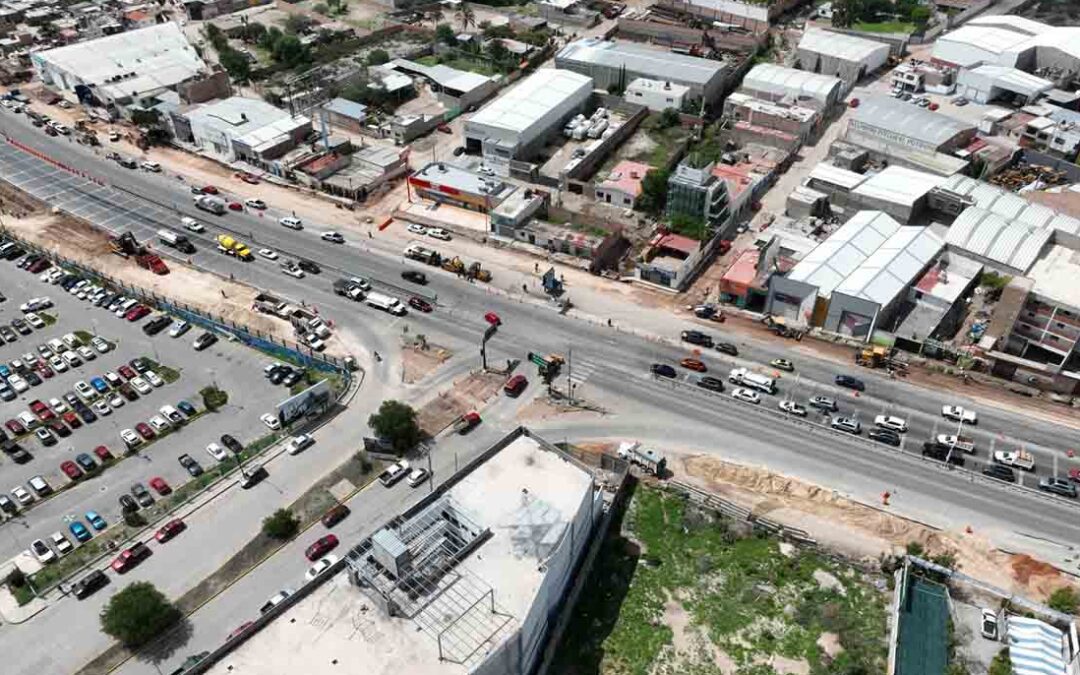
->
666, 479, 817, 545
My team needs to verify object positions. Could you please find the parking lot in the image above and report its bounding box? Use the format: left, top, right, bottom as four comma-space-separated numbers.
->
0, 248, 291, 575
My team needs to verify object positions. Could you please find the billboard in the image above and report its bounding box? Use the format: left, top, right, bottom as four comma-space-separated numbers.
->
275, 379, 332, 425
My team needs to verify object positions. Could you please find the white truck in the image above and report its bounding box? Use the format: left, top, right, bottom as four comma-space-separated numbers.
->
993, 449, 1035, 471
935, 434, 976, 454
616, 441, 667, 476
194, 194, 226, 215
941, 405, 977, 425
728, 368, 777, 395
156, 229, 195, 254
366, 292, 407, 316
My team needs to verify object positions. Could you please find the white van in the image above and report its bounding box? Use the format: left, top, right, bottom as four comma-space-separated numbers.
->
17, 411, 39, 430
47, 338, 65, 353
141, 160, 161, 172
62, 333, 80, 349
279, 216, 303, 230
366, 292, 406, 316
181, 217, 205, 233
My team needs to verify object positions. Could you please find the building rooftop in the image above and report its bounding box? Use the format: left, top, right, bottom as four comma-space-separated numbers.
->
798, 27, 889, 63
411, 161, 508, 200
390, 58, 494, 95
808, 162, 867, 191
966, 14, 1051, 36
597, 159, 652, 198
852, 96, 974, 148
832, 225, 944, 305
966, 65, 1053, 98
468, 68, 592, 136
1001, 26, 1080, 68
852, 165, 946, 207
1026, 244, 1080, 308
944, 206, 1052, 273
323, 97, 367, 120
943, 175, 1080, 238
34, 23, 204, 93
557, 37, 725, 86
651, 232, 700, 256
742, 63, 842, 106
726, 92, 817, 122
933, 25, 1032, 64
626, 77, 690, 98
788, 210, 904, 298
185, 96, 306, 150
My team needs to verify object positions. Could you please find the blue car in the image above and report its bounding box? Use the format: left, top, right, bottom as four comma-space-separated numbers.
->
0, 364, 9, 378
176, 400, 197, 418
75, 453, 97, 472
90, 377, 109, 394
85, 511, 106, 530
69, 520, 91, 542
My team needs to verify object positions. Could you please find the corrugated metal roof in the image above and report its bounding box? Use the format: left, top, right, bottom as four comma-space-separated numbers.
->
1006, 616, 1067, 675
556, 38, 725, 86
945, 207, 1051, 272
853, 97, 974, 148
1003, 27, 1080, 65
742, 63, 841, 105
798, 28, 890, 63
833, 226, 943, 305
323, 97, 367, 120
966, 65, 1053, 98
808, 162, 867, 190
942, 175, 1080, 237
468, 68, 592, 135
788, 211, 902, 297
935, 25, 1031, 55
966, 14, 1052, 36
852, 165, 946, 207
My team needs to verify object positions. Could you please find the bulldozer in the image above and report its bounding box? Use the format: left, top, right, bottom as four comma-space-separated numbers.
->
466, 261, 492, 282
855, 345, 907, 371
761, 314, 804, 340
442, 256, 465, 275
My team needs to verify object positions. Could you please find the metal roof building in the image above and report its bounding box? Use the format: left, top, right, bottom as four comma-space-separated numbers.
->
179, 96, 311, 162
965, 14, 1052, 37
844, 97, 976, 175
555, 38, 728, 103
942, 174, 1080, 249
787, 211, 903, 298
464, 69, 592, 162
796, 28, 890, 82
999, 27, 1080, 74
944, 207, 1052, 274
931, 25, 1032, 69
851, 165, 947, 222
740, 63, 843, 110
955, 65, 1053, 104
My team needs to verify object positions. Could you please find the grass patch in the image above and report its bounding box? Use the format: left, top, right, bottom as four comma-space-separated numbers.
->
554, 486, 889, 674
140, 358, 180, 384
853, 21, 915, 33
630, 113, 691, 168
200, 386, 229, 411
416, 55, 439, 66
74, 330, 93, 345
7, 579, 36, 606
31, 524, 131, 590
39, 312, 57, 326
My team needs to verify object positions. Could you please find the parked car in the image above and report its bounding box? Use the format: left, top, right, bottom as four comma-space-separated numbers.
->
71, 570, 109, 599
178, 453, 204, 477
156, 518, 186, 542
304, 534, 339, 561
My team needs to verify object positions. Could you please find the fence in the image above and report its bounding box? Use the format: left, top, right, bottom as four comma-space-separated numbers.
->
666, 479, 817, 544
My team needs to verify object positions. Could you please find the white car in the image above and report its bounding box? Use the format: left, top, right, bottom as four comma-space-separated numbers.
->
941, 405, 977, 425
287, 434, 315, 455
407, 223, 427, 235
92, 400, 112, 416
121, 428, 142, 449
304, 333, 326, 351
39, 269, 58, 283
831, 417, 862, 435
25, 313, 45, 329
62, 350, 82, 367
19, 297, 51, 313
76, 345, 95, 361
181, 217, 205, 233
48, 355, 67, 372
50, 531, 73, 556
260, 413, 281, 430
104, 372, 122, 388
321, 231, 344, 244
281, 264, 305, 279
874, 415, 908, 433
206, 442, 228, 462
107, 393, 125, 409
74, 380, 96, 399
8, 374, 27, 393
169, 320, 190, 338
427, 227, 451, 241
407, 468, 430, 487
731, 387, 760, 404
349, 276, 372, 292
48, 397, 67, 413
258, 248, 279, 261
778, 400, 807, 416
305, 555, 339, 581
130, 377, 152, 395
279, 216, 303, 230
981, 608, 998, 640
90, 336, 111, 353
244, 198, 266, 210
11, 485, 33, 505
144, 371, 164, 387
148, 415, 170, 432
30, 539, 55, 564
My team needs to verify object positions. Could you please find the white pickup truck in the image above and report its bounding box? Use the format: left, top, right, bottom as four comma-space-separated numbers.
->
935, 434, 976, 454
941, 405, 977, 425
993, 450, 1035, 471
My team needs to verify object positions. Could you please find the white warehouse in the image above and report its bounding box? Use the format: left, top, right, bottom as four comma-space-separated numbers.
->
464, 68, 593, 164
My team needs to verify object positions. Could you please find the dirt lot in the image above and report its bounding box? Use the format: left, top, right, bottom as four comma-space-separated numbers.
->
401, 339, 452, 384
415, 369, 505, 435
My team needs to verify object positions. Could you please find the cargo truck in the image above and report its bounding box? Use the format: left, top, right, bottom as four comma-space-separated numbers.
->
194, 195, 226, 215
366, 292, 407, 316
215, 234, 252, 261
617, 441, 667, 476
253, 292, 293, 318
993, 450, 1035, 472
728, 368, 777, 395
332, 278, 364, 301
157, 229, 195, 254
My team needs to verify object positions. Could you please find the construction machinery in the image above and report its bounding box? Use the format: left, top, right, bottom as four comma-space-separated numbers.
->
855, 345, 907, 371
109, 232, 169, 275
466, 261, 492, 282
442, 256, 465, 275
216, 234, 253, 261
761, 314, 804, 340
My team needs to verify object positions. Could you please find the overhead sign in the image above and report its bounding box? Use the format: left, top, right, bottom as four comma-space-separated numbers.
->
483, 324, 498, 343
275, 379, 332, 425
528, 352, 549, 367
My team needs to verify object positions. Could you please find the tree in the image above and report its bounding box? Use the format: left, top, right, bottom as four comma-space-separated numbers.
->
831, 0, 860, 28
100, 582, 181, 648
284, 13, 310, 35
658, 107, 681, 129
910, 5, 931, 30
219, 48, 251, 82
487, 38, 509, 64
367, 48, 390, 66
1048, 587, 1078, 614
262, 508, 300, 540
635, 168, 670, 216
456, 3, 476, 32
368, 400, 421, 454
238, 21, 266, 44
272, 35, 309, 68
989, 649, 1012, 675
436, 23, 456, 45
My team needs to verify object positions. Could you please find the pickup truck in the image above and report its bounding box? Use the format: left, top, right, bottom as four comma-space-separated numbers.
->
993, 449, 1035, 471
453, 411, 481, 434
934, 434, 976, 454
333, 278, 364, 301
378, 459, 410, 487
941, 405, 977, 425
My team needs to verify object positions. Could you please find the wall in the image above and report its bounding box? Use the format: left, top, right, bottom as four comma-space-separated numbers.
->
563, 94, 648, 182
656, 0, 770, 33
615, 16, 765, 52
823, 292, 881, 339
178, 70, 232, 104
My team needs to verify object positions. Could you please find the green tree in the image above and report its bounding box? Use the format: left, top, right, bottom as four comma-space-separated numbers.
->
910, 5, 931, 29
436, 23, 456, 45
989, 649, 1012, 675
636, 168, 670, 215
219, 48, 251, 82
658, 107, 681, 129
238, 21, 266, 44
99, 582, 181, 648
1048, 587, 1079, 614
831, 0, 860, 28
368, 400, 421, 455
367, 48, 390, 66
487, 38, 509, 64
273, 35, 309, 68
284, 13, 310, 35
262, 508, 300, 540
456, 3, 476, 32
204, 23, 227, 51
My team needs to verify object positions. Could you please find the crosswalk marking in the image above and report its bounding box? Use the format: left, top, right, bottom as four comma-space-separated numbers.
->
565, 357, 600, 387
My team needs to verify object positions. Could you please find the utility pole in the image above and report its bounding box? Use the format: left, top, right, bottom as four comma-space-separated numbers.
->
566, 347, 573, 405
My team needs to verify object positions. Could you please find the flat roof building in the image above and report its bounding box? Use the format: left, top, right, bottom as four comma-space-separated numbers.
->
740, 63, 843, 110
464, 68, 592, 163
624, 77, 690, 112
174, 96, 311, 162
556, 37, 728, 105
844, 96, 976, 175
850, 165, 947, 223
955, 65, 1053, 105
408, 161, 512, 212
796, 28, 890, 83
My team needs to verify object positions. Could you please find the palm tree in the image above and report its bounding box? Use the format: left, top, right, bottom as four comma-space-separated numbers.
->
456, 4, 476, 33
430, 6, 444, 31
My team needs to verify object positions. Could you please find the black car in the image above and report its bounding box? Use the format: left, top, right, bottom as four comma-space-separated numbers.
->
119, 384, 139, 401
49, 420, 71, 438
118, 494, 138, 513
269, 368, 287, 385
11, 318, 30, 335
697, 376, 724, 392
72, 570, 109, 599
401, 270, 428, 285
715, 342, 738, 356
982, 463, 1016, 482
2, 246, 24, 260
868, 428, 901, 447
834, 374, 865, 392
281, 369, 301, 387
650, 363, 677, 378
76, 406, 97, 424
194, 331, 218, 351
130, 358, 150, 373
680, 330, 713, 348
221, 434, 244, 454
142, 315, 171, 336
178, 453, 204, 477
0, 387, 14, 402
131, 483, 154, 507
24, 371, 41, 387
297, 259, 321, 274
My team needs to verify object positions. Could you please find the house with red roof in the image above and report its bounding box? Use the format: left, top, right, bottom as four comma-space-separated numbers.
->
595, 160, 653, 209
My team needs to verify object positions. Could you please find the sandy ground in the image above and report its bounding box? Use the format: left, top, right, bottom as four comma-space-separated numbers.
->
677, 452, 1078, 602
415, 369, 505, 435
401, 340, 452, 384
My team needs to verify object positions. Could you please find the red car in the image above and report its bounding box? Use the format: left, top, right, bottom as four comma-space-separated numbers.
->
118, 365, 137, 380
227, 622, 254, 641
62, 410, 82, 429
409, 297, 433, 313
503, 374, 528, 397
111, 542, 151, 573
125, 305, 150, 321
304, 534, 339, 561
149, 476, 171, 495
5, 419, 25, 435
436, 123, 452, 134
35, 361, 54, 379
227, 201, 243, 211
155, 518, 186, 543
1070, 467, 1080, 483
60, 460, 83, 480
235, 171, 260, 184
484, 312, 501, 326
680, 358, 707, 372
201, 185, 219, 195
30, 400, 55, 421
135, 422, 155, 440
93, 445, 113, 461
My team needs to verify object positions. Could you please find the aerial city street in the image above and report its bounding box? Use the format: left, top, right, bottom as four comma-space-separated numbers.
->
0, 0, 1079, 672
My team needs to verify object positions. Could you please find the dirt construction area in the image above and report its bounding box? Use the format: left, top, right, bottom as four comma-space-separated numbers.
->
415, 370, 506, 435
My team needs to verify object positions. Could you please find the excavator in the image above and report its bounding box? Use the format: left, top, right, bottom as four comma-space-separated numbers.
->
109, 232, 169, 275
